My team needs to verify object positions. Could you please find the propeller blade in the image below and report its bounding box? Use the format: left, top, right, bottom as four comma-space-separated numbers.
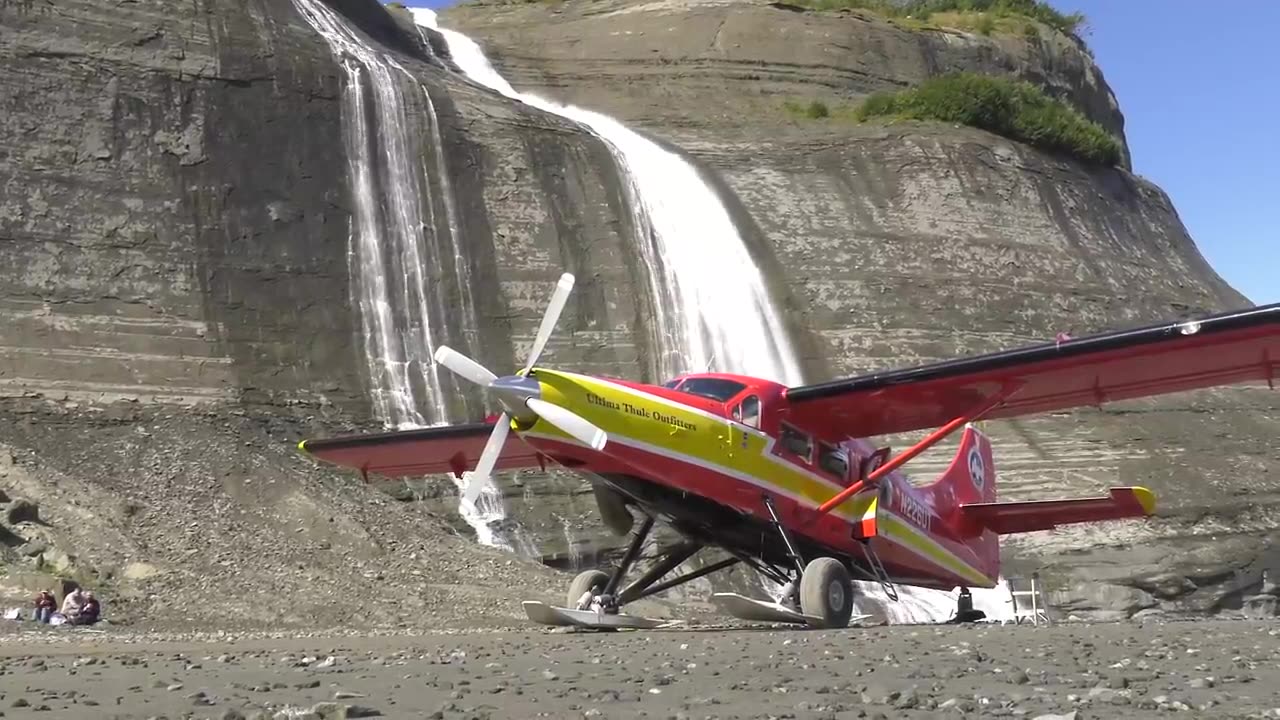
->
522, 273, 575, 374
434, 345, 498, 387
526, 397, 608, 451
462, 412, 511, 504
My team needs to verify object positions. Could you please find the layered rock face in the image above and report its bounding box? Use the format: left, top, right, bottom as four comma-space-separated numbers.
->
0, 0, 1276, 627
438, 0, 1280, 615
0, 0, 674, 626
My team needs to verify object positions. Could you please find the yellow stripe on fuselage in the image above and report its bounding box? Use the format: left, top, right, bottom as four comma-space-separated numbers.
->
527, 369, 991, 586
530, 369, 873, 522
878, 513, 993, 587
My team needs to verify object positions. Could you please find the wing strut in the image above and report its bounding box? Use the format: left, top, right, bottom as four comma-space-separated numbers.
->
813, 384, 1020, 517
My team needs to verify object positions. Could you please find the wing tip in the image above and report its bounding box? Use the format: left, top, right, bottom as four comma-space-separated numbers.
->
296, 439, 309, 454
1133, 486, 1156, 515
1115, 485, 1156, 515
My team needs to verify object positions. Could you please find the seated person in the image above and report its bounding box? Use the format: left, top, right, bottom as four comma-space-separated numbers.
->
60, 588, 84, 618
71, 591, 100, 625
33, 590, 56, 623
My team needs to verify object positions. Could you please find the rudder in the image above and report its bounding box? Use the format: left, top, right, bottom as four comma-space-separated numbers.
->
927, 423, 997, 507
922, 423, 999, 580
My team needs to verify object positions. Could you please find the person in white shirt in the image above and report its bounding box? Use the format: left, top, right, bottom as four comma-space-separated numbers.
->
60, 588, 84, 619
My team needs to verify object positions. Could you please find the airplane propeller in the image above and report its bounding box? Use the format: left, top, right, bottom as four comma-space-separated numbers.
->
433, 272, 608, 504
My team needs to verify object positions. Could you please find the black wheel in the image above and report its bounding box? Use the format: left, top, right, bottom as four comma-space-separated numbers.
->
799, 557, 854, 629
567, 569, 610, 610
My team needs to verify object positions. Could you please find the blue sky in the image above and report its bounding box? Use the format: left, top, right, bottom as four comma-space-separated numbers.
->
413, 0, 1276, 306
1054, 0, 1278, 305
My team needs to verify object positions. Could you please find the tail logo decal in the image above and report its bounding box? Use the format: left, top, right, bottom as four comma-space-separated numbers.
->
967, 442, 986, 492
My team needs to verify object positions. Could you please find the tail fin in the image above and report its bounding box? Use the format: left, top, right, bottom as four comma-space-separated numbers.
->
926, 423, 998, 507
921, 424, 999, 579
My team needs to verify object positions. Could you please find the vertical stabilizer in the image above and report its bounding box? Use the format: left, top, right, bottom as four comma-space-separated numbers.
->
921, 424, 999, 581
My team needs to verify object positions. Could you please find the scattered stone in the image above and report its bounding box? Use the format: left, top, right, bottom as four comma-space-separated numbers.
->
5, 498, 39, 524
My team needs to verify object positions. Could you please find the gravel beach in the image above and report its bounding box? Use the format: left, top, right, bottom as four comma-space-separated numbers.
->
2, 617, 1278, 719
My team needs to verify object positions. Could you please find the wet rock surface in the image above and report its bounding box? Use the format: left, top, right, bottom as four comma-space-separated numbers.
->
2, 618, 1280, 719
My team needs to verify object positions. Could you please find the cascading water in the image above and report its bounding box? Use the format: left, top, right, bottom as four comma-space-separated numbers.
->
290, 0, 511, 547
412, 9, 801, 384
290, 0, 449, 429
410, 6, 1007, 624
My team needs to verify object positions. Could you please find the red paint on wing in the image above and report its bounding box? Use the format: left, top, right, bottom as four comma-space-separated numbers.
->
783, 304, 1280, 438
299, 422, 545, 479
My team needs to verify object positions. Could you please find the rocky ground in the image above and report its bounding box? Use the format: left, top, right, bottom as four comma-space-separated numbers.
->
0, 402, 621, 633
1, 617, 1279, 719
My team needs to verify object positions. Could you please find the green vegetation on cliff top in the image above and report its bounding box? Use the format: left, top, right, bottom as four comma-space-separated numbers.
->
793, 0, 1087, 40
858, 73, 1122, 165
786, 72, 1122, 167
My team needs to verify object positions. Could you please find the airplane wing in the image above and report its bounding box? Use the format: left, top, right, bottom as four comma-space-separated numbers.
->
959, 487, 1155, 534
783, 303, 1280, 438
297, 420, 545, 479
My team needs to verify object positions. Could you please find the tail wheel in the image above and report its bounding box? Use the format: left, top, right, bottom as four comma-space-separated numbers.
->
799, 557, 854, 629
567, 569, 610, 610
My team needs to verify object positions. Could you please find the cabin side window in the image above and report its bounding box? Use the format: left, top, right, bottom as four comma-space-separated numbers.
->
818, 442, 849, 481
779, 423, 813, 462
739, 395, 760, 428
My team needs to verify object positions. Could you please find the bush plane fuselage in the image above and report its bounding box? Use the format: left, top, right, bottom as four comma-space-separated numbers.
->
516, 368, 1001, 592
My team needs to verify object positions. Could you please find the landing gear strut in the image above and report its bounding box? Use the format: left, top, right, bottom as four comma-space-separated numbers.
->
568, 512, 741, 615
533, 497, 863, 630
761, 493, 856, 629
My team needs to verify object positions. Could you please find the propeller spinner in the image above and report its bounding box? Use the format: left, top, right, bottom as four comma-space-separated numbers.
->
434, 273, 608, 504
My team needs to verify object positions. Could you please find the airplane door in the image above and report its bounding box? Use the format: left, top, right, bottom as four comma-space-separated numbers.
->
726, 395, 760, 457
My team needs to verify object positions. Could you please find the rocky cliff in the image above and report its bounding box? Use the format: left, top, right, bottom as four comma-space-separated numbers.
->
0, 0, 682, 628
0, 0, 1275, 629
438, 0, 1280, 616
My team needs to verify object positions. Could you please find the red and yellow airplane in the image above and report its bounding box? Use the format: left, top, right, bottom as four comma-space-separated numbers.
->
299, 273, 1279, 629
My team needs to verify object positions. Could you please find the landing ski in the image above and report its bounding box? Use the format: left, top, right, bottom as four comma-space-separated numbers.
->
522, 601, 674, 630
712, 592, 870, 626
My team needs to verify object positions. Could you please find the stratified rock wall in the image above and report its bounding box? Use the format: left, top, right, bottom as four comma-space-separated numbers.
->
0, 0, 661, 626
0, 0, 658, 422
0, 0, 1276, 623
443, 0, 1129, 165
443, 0, 1280, 613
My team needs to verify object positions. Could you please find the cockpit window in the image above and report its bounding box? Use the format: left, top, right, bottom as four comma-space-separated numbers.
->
672, 377, 747, 402
663, 378, 683, 389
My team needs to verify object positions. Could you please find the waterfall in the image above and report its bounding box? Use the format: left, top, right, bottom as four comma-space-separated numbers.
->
290, 0, 512, 547
289, 0, 450, 428
412, 9, 802, 384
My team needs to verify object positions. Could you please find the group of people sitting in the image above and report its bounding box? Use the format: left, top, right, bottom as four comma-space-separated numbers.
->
32, 588, 100, 626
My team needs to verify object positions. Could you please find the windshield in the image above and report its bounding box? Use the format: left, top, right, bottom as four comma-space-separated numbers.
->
671, 377, 747, 402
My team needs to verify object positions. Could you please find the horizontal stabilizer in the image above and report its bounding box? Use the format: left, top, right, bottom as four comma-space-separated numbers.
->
959, 487, 1155, 535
